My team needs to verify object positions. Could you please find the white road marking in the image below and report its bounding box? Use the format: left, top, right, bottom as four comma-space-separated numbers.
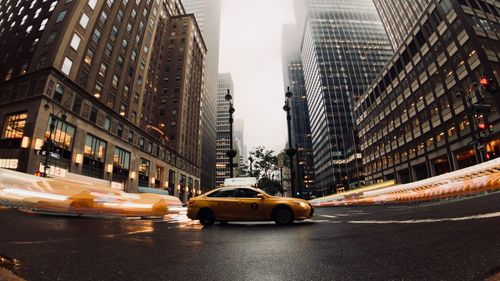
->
320, 215, 337, 218
347, 211, 500, 224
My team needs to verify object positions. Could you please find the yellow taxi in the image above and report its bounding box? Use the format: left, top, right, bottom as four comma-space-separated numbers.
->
187, 186, 314, 226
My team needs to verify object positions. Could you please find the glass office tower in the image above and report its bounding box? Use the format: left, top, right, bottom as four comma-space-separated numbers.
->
282, 24, 316, 196
372, 0, 431, 50
294, 0, 393, 194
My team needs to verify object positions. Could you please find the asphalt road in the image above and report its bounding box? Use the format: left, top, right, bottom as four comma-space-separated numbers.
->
1, 192, 500, 281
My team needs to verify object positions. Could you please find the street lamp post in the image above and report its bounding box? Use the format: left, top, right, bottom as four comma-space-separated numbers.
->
248, 156, 254, 177
42, 101, 67, 177
225, 89, 237, 178
283, 87, 296, 197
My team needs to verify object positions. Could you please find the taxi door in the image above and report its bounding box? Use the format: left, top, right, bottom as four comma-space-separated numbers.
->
207, 189, 239, 220
234, 188, 269, 220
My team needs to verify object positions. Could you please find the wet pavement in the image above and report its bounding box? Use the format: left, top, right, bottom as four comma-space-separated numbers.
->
1, 192, 500, 281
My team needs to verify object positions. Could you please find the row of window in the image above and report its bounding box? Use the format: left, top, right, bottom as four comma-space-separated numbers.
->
0, 111, 203, 183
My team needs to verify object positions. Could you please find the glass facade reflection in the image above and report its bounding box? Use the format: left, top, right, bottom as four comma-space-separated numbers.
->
373, 0, 431, 50
282, 24, 316, 196
295, 0, 393, 194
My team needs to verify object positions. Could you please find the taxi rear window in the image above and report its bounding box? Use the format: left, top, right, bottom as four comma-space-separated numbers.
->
234, 188, 259, 198
207, 189, 234, 197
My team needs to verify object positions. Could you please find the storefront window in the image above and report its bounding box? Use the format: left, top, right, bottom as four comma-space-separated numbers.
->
2, 112, 28, 139
45, 115, 75, 150
138, 158, 150, 186
82, 134, 107, 179
43, 116, 75, 171
113, 147, 130, 170
84, 134, 106, 162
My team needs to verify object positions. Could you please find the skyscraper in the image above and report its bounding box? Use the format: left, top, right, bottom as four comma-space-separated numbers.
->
356, 0, 500, 185
372, 0, 431, 50
0, 0, 203, 198
294, 0, 393, 194
281, 24, 315, 196
234, 118, 247, 167
216, 73, 235, 187
151, 14, 206, 166
182, 0, 221, 191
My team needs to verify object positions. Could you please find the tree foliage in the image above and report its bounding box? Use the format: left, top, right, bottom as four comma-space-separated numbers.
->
240, 146, 283, 195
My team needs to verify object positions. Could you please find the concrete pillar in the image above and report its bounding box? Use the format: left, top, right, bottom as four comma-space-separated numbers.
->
428, 159, 437, 177
105, 143, 115, 187
70, 127, 86, 175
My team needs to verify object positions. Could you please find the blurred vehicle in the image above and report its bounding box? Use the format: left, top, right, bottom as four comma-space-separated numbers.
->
187, 186, 314, 226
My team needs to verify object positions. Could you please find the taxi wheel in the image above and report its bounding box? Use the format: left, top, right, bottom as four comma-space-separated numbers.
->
272, 206, 294, 225
198, 209, 215, 226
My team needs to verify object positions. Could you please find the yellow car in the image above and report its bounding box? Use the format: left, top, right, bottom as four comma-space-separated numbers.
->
187, 187, 314, 226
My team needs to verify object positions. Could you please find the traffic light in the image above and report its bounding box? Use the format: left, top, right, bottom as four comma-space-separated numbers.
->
480, 74, 498, 94
477, 121, 494, 135
485, 151, 496, 160
480, 75, 489, 87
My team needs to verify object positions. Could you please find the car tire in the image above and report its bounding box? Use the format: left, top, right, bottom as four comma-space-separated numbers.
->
272, 206, 294, 225
198, 209, 215, 226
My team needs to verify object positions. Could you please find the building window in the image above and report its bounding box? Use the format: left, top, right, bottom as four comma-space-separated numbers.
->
84, 135, 107, 161
46, 31, 57, 45
112, 74, 119, 88
123, 85, 130, 97
45, 116, 75, 151
88, 0, 97, 9
93, 82, 102, 98
72, 96, 82, 114
79, 13, 89, 29
120, 103, 127, 117
70, 33, 81, 51
61, 57, 73, 75
99, 62, 107, 77
56, 10, 67, 23
84, 49, 94, 65
2, 112, 27, 139
138, 158, 150, 186
104, 117, 111, 131
92, 29, 101, 44
113, 146, 130, 170
53, 83, 64, 103
128, 131, 134, 143
90, 107, 98, 123
39, 19, 48, 30
117, 55, 124, 68
117, 123, 123, 137
139, 137, 145, 150
83, 134, 107, 179
105, 42, 113, 57
111, 25, 119, 40
99, 11, 108, 25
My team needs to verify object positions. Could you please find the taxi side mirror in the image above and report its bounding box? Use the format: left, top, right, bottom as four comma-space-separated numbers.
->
257, 194, 266, 199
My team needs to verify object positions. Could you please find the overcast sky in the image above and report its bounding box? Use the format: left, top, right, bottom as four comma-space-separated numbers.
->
219, 0, 296, 153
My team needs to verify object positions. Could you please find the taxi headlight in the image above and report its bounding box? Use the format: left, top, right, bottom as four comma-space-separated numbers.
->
295, 201, 309, 208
